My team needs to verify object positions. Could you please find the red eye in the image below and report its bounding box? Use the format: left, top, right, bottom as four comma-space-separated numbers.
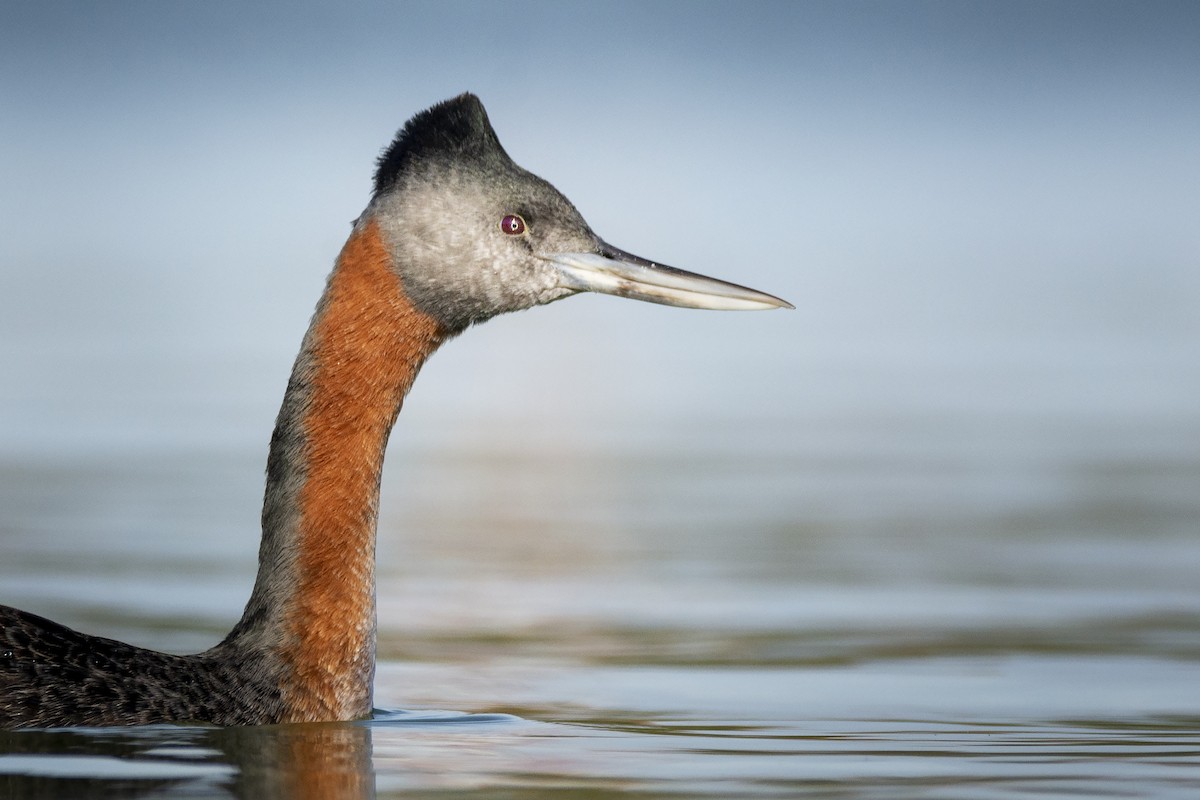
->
500, 214, 526, 235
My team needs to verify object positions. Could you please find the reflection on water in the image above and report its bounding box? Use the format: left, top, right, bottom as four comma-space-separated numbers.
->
0, 719, 373, 799
2, 710, 1198, 798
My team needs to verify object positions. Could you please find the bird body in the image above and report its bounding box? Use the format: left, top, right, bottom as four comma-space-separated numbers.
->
0, 94, 789, 728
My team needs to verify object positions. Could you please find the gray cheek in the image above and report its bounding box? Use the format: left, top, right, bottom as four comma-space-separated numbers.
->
369, 181, 566, 327
535, 286, 580, 306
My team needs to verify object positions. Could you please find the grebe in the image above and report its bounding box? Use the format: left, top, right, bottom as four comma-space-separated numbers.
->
0, 94, 790, 728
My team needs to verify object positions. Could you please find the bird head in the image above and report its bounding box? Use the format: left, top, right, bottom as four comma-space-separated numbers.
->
367, 93, 790, 333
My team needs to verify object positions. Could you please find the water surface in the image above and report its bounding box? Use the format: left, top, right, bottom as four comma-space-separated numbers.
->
1, 335, 1197, 798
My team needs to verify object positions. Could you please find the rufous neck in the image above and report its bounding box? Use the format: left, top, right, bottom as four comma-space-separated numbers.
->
233, 216, 445, 721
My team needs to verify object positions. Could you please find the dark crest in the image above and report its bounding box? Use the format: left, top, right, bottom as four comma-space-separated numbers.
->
373, 93, 509, 195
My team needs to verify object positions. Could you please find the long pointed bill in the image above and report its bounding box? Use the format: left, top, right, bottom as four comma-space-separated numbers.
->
546, 241, 793, 311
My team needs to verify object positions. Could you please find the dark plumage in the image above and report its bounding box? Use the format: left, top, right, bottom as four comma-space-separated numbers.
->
373, 92, 508, 195
0, 606, 281, 727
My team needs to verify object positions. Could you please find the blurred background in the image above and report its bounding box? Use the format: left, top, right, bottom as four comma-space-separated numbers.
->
0, 0, 1197, 692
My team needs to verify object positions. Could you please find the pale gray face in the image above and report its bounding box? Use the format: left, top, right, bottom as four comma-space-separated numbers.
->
372, 156, 600, 332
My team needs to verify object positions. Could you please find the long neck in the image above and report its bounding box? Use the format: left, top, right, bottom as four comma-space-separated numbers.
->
223, 216, 445, 721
